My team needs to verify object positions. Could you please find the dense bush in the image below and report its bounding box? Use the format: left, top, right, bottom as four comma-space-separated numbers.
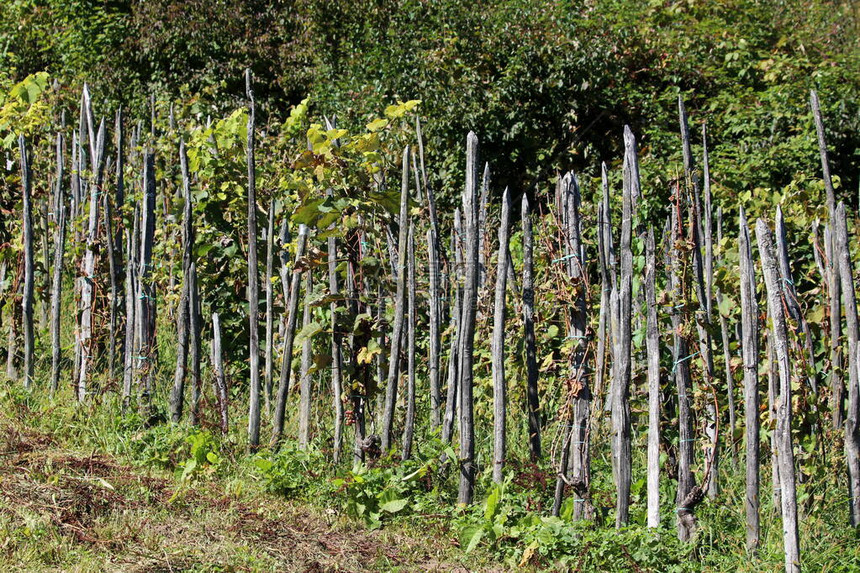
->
1, 0, 857, 208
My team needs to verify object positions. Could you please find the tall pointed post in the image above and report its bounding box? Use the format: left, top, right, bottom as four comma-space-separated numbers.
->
645, 227, 661, 528
458, 132, 480, 505
756, 218, 801, 573
491, 187, 512, 482
381, 146, 411, 452
50, 133, 67, 393
522, 193, 541, 460
19, 136, 34, 389
246, 69, 262, 450
739, 208, 760, 552
611, 126, 635, 527
833, 204, 860, 527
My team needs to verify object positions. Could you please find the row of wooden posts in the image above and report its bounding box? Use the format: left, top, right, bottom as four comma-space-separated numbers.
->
2, 74, 858, 572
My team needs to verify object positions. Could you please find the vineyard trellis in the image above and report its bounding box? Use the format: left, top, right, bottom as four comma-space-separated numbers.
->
1, 72, 859, 572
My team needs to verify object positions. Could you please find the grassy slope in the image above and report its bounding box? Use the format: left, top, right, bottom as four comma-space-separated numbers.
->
0, 396, 498, 572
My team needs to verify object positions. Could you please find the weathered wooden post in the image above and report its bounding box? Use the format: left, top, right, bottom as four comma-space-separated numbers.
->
812, 90, 844, 431
679, 97, 718, 497
298, 271, 313, 448
418, 119, 442, 430
595, 163, 615, 411
427, 226, 442, 430
669, 201, 699, 541
328, 220, 345, 462
381, 146, 411, 452
611, 127, 635, 527
833, 203, 860, 527
78, 119, 105, 400
553, 172, 593, 520
122, 204, 139, 407
137, 151, 157, 417
246, 69, 263, 450
441, 210, 463, 444
264, 198, 276, 415
170, 140, 196, 422
756, 218, 800, 573
775, 206, 818, 396
19, 136, 34, 389
212, 312, 228, 434
272, 224, 309, 447
522, 193, 541, 461
188, 260, 202, 425
491, 187, 512, 483
739, 208, 760, 552
50, 133, 67, 393
402, 223, 417, 461
645, 227, 661, 528
458, 132, 480, 505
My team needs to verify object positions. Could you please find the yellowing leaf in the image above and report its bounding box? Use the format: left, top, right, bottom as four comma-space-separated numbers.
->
366, 118, 388, 132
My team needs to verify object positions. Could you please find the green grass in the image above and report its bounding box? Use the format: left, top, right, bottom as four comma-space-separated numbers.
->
1, 368, 859, 571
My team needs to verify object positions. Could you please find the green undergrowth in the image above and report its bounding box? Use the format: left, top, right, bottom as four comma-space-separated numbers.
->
2, 383, 859, 571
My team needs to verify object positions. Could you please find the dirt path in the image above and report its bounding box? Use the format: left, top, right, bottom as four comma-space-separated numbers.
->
0, 423, 484, 572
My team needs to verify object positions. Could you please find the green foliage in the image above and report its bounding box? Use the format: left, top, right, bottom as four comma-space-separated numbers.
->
178, 430, 222, 483
333, 441, 453, 529
0, 71, 51, 147
252, 445, 327, 497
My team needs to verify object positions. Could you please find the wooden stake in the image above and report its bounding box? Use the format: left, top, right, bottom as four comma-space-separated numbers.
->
756, 218, 801, 573
522, 193, 541, 461
50, 133, 67, 393
832, 203, 860, 527
246, 69, 262, 450
457, 132, 480, 505
19, 136, 34, 389
402, 223, 417, 460
646, 227, 661, 528
272, 225, 309, 447
739, 208, 760, 552
491, 187, 511, 482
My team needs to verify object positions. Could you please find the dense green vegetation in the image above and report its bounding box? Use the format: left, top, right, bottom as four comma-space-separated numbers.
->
1, 1, 860, 571
2, 0, 858, 202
